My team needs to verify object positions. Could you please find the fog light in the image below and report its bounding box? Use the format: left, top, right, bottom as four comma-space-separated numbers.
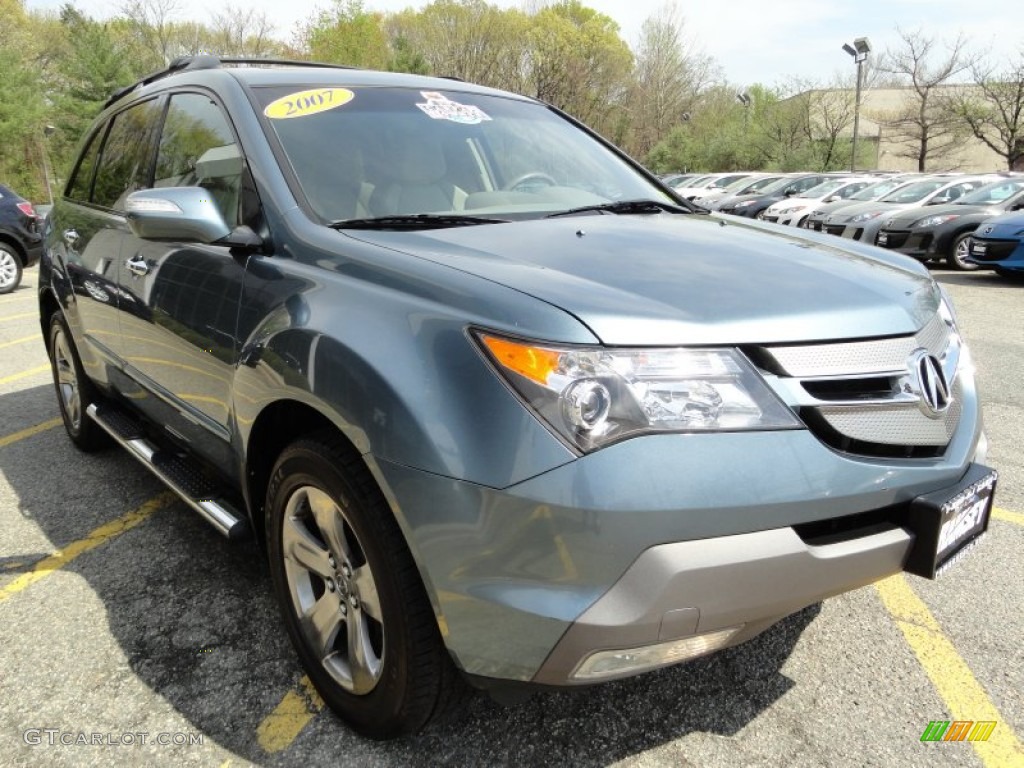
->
571, 626, 743, 681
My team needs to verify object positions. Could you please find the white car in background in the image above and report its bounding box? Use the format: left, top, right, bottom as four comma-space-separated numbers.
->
692, 174, 786, 207
673, 172, 753, 200
761, 176, 876, 227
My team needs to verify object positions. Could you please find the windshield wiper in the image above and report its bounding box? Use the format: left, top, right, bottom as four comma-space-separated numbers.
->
329, 213, 509, 230
545, 198, 701, 219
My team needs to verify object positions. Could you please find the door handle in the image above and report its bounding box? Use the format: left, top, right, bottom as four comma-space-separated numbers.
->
125, 255, 150, 277
63, 229, 79, 248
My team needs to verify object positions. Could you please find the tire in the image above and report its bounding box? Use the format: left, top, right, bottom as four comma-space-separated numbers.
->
48, 312, 110, 451
0, 243, 23, 294
946, 232, 979, 271
266, 437, 463, 739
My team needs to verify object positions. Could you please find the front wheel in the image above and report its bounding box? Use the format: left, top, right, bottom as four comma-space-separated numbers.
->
946, 232, 979, 271
48, 312, 110, 451
0, 244, 22, 294
266, 437, 463, 739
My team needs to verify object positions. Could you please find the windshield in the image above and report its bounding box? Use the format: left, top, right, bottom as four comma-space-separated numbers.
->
849, 178, 909, 201
957, 180, 1024, 205
740, 175, 784, 194
880, 179, 949, 204
747, 176, 795, 196
800, 179, 847, 198
256, 86, 670, 222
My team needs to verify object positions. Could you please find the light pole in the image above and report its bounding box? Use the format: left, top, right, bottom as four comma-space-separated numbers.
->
736, 91, 751, 131
41, 124, 56, 206
842, 37, 871, 172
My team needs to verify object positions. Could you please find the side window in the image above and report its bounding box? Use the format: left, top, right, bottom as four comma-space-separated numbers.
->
155, 93, 242, 227
66, 127, 104, 202
92, 99, 161, 210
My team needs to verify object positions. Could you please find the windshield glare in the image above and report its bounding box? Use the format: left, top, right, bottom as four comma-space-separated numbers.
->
957, 180, 1024, 205
850, 179, 907, 201
256, 86, 669, 222
880, 180, 948, 204
801, 179, 846, 198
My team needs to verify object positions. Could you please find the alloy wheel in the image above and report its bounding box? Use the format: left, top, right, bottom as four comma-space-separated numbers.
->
282, 485, 384, 695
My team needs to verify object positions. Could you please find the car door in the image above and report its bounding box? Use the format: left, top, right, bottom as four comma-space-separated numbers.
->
48, 99, 162, 385
112, 90, 254, 469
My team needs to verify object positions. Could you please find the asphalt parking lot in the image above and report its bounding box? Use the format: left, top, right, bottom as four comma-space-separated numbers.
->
1, 265, 1022, 768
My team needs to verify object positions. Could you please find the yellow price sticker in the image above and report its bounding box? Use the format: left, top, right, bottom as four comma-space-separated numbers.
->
264, 88, 355, 120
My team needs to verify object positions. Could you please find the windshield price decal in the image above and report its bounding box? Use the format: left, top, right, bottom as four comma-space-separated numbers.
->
264, 88, 355, 120
416, 92, 492, 124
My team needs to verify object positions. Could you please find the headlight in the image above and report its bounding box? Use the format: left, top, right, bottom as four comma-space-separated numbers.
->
733, 200, 758, 208
477, 333, 801, 452
915, 215, 960, 228
849, 211, 884, 223
778, 206, 804, 215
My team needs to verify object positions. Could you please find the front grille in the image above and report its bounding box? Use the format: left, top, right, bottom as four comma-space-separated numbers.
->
759, 311, 962, 458
878, 230, 910, 248
824, 224, 845, 236
971, 239, 1019, 261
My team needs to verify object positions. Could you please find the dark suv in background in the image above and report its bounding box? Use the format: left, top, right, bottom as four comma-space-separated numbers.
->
38, 56, 995, 739
0, 183, 42, 293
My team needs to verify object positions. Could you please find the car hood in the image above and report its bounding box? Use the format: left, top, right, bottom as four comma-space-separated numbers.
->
884, 203, 1005, 228
826, 200, 920, 224
346, 214, 937, 345
974, 211, 1024, 239
808, 198, 871, 219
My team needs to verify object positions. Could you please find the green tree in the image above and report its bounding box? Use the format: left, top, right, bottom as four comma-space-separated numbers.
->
300, 0, 391, 69
952, 53, 1024, 170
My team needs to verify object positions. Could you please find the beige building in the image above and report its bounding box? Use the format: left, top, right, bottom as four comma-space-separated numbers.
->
812, 85, 1014, 173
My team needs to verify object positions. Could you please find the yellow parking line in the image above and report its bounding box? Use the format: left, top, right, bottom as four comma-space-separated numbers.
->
0, 334, 38, 350
1, 311, 38, 322
0, 493, 175, 603
0, 364, 50, 386
0, 418, 62, 449
256, 675, 324, 753
993, 508, 1024, 526
875, 575, 1024, 766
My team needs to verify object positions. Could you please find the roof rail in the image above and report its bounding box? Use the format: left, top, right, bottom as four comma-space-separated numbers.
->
103, 55, 359, 110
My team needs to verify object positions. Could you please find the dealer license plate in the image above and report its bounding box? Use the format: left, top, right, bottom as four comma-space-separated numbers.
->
970, 242, 987, 256
876, 233, 888, 245
904, 464, 996, 579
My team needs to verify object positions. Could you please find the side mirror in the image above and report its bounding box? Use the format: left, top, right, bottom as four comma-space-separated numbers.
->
125, 187, 234, 244
927, 196, 950, 206
823, 195, 840, 203
783, 188, 798, 197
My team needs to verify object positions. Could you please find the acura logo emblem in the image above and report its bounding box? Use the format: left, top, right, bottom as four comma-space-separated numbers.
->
910, 349, 951, 418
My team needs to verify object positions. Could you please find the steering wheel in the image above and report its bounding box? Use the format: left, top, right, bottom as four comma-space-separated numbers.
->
505, 172, 557, 192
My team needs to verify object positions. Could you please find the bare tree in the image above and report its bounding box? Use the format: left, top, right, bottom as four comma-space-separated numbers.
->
209, 5, 276, 57
119, 0, 182, 65
626, 2, 714, 157
950, 53, 1024, 170
877, 28, 975, 171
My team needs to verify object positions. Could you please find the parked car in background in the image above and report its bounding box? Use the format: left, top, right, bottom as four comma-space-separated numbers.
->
820, 175, 995, 245
717, 173, 838, 218
692, 174, 785, 208
660, 173, 695, 187
0, 183, 43, 293
673, 172, 752, 200
802, 175, 919, 232
761, 176, 875, 227
875, 179, 1024, 270
967, 209, 1024, 277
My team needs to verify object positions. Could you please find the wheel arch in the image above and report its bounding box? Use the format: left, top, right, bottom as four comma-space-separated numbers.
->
0, 232, 27, 263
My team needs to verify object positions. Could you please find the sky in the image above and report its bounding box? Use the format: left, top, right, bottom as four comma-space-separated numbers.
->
23, 0, 1024, 87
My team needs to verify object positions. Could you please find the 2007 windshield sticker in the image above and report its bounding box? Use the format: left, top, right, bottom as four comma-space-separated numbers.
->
264, 88, 355, 119
416, 92, 491, 125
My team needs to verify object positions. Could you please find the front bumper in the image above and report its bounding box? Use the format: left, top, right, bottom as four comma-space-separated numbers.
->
371, 374, 982, 684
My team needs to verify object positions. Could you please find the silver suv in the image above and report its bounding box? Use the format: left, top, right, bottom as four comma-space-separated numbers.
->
39, 57, 995, 738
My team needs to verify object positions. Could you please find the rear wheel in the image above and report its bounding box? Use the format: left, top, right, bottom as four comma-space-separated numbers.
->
0, 244, 22, 294
946, 232, 979, 271
48, 312, 110, 451
266, 437, 463, 739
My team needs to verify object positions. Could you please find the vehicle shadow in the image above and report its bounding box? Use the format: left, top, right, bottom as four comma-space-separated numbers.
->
1, 380, 819, 766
